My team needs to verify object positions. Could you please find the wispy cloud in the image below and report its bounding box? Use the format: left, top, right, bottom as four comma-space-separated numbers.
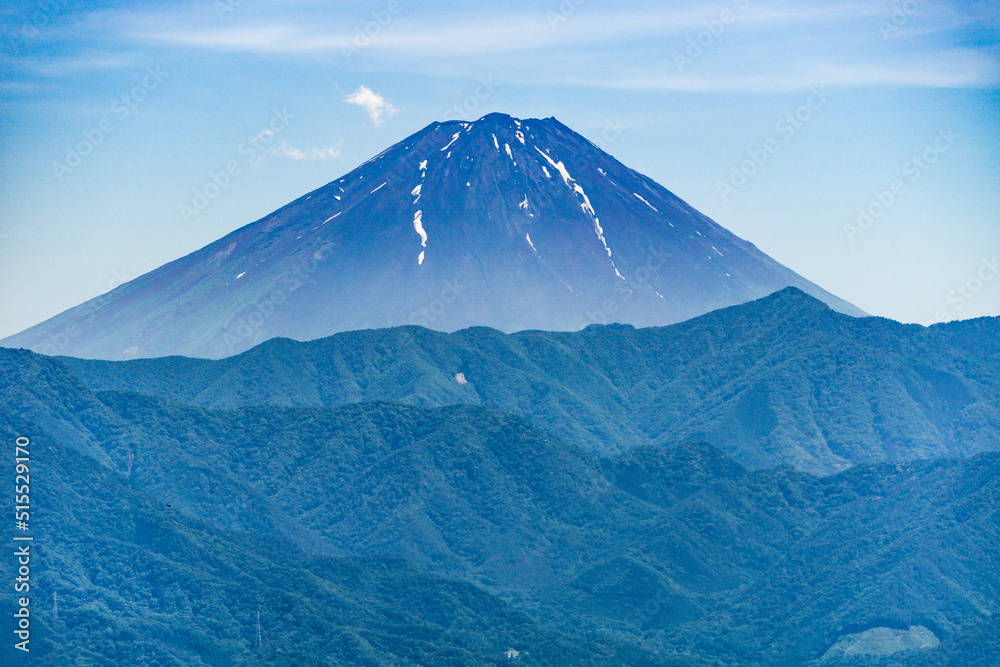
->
134, 5, 890, 56
269, 141, 340, 161
344, 85, 397, 125
545, 50, 1000, 93
124, 2, 999, 91
0, 80, 45, 94
18, 55, 133, 76
7, 1, 999, 92
144, 25, 338, 51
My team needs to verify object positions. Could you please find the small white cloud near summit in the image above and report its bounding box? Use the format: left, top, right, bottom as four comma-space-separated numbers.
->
345, 85, 398, 125
270, 141, 341, 161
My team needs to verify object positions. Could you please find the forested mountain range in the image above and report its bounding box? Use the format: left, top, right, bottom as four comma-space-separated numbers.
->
2, 333, 998, 665
60, 288, 1000, 474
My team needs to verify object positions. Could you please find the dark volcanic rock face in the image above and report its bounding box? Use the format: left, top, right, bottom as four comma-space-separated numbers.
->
4, 113, 862, 359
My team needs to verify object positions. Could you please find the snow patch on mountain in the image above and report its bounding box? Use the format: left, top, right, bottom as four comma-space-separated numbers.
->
534, 148, 573, 187
413, 210, 427, 247
534, 147, 623, 280
634, 193, 659, 212
441, 132, 461, 151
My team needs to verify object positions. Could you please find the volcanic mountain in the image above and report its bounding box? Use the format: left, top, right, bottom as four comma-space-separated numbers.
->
4, 112, 863, 359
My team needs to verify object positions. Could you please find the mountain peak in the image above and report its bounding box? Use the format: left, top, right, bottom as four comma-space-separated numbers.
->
439, 112, 558, 127
766, 286, 833, 311
3, 113, 862, 360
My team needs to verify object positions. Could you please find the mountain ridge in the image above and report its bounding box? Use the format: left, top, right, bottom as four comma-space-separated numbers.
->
48, 287, 1000, 474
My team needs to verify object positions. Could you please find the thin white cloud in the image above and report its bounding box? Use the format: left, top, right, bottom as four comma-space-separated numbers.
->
251, 128, 275, 143
547, 50, 1000, 93
0, 81, 45, 94
135, 6, 888, 56
17, 2, 1000, 92
147, 25, 336, 51
13, 55, 132, 76
269, 141, 340, 161
345, 85, 397, 125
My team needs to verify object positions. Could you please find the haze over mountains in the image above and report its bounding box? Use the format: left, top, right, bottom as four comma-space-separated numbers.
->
61, 289, 1000, 475
3, 113, 863, 360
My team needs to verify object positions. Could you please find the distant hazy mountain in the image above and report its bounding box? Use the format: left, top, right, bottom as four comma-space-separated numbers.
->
1, 345, 997, 665
62, 288, 1000, 474
2, 113, 862, 360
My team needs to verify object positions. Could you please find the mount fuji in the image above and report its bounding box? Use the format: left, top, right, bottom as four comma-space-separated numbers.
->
4, 112, 863, 360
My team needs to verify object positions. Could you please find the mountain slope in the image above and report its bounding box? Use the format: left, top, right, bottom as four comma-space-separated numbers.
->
0, 347, 745, 635
2, 113, 862, 360
604, 446, 1000, 666
0, 423, 681, 667
2, 346, 998, 665
59, 288, 1000, 473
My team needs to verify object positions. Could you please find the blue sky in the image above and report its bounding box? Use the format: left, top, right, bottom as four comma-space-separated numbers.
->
1, 0, 998, 338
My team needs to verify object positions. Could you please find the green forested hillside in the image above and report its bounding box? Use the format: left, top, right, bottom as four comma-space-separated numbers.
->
0, 418, 685, 667
2, 344, 998, 665
60, 288, 1000, 473
605, 446, 1000, 664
